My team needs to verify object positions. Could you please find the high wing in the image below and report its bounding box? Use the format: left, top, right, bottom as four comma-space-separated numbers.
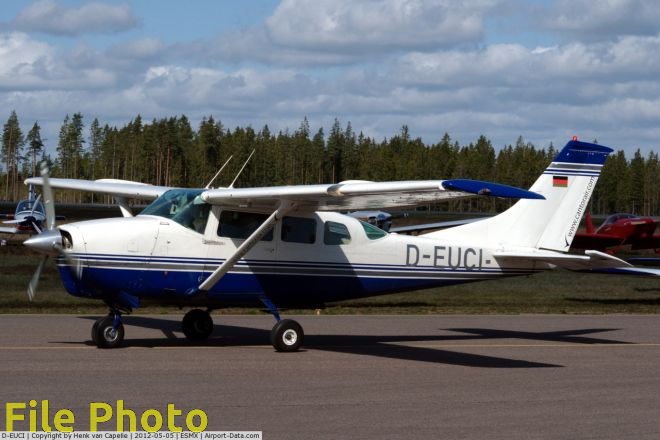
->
24, 177, 172, 201
24, 176, 542, 211
201, 179, 544, 211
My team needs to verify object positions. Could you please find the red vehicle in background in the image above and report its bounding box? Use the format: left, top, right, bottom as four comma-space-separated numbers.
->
571, 212, 660, 253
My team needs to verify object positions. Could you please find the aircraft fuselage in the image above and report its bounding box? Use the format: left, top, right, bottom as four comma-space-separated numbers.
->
56, 209, 544, 310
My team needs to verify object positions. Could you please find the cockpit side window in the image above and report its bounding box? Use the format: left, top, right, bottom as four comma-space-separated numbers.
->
282, 216, 316, 244
324, 221, 351, 245
172, 200, 211, 233
360, 220, 388, 240
217, 211, 273, 241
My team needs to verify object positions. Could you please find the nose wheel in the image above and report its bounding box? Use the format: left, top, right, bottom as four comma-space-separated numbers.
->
92, 314, 125, 349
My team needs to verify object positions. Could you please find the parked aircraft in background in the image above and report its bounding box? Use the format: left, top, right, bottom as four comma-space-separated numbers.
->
0, 185, 64, 234
22, 139, 659, 352
347, 211, 393, 231
571, 212, 660, 253
347, 211, 487, 234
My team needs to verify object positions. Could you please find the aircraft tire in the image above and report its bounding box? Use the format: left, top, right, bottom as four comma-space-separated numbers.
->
271, 319, 304, 352
182, 309, 214, 341
94, 316, 124, 349
91, 319, 100, 345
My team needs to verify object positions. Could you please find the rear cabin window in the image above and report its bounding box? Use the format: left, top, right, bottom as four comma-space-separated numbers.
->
218, 211, 273, 241
282, 217, 316, 244
360, 220, 388, 240
324, 221, 351, 245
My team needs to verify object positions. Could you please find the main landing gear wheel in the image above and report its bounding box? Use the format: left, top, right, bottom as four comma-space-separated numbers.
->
93, 316, 124, 349
182, 309, 214, 341
271, 319, 304, 352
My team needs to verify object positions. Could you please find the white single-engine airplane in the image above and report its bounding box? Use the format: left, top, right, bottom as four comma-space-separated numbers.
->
23, 139, 658, 351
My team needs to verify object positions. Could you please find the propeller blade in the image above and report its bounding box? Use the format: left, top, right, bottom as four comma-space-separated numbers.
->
31, 221, 42, 234
40, 163, 56, 231
53, 243, 83, 280
29, 194, 42, 217
27, 256, 48, 301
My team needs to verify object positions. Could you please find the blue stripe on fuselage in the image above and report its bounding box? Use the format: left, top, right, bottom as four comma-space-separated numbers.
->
57, 261, 540, 307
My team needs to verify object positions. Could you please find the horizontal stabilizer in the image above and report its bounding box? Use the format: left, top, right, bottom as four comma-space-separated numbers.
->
493, 249, 631, 271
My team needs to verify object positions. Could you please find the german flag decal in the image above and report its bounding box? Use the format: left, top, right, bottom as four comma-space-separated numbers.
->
553, 176, 568, 187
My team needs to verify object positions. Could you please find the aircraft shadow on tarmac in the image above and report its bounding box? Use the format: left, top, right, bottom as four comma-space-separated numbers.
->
567, 296, 660, 306
64, 316, 632, 369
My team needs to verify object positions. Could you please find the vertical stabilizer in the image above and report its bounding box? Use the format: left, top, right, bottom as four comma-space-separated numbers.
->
426, 139, 613, 251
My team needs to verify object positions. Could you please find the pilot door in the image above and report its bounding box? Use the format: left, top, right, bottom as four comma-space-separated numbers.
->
202, 207, 278, 296
141, 219, 206, 298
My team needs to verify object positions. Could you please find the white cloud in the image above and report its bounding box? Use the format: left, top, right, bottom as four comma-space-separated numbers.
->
541, 0, 660, 38
12, 0, 140, 36
176, 0, 502, 67
394, 35, 660, 91
109, 38, 165, 60
0, 32, 115, 89
0, 32, 51, 77
2, 2, 660, 157
266, 0, 493, 52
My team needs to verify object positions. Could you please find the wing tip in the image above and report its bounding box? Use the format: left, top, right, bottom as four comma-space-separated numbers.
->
442, 179, 545, 200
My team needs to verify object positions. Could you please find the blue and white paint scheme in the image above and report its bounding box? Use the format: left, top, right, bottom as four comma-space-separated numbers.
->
23, 139, 648, 351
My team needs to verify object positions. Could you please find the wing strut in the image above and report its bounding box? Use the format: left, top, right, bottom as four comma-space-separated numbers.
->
114, 196, 133, 217
198, 200, 296, 292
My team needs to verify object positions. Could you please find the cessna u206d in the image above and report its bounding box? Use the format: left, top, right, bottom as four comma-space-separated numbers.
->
23, 139, 657, 351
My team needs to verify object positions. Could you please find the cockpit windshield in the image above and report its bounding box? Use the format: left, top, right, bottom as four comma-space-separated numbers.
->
601, 213, 637, 226
140, 189, 211, 233
16, 200, 44, 213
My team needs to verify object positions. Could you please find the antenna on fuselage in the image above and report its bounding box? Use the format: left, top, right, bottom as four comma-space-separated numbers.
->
229, 149, 256, 189
205, 155, 234, 189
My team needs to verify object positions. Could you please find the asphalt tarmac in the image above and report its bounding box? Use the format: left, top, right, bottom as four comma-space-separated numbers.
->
1, 314, 660, 439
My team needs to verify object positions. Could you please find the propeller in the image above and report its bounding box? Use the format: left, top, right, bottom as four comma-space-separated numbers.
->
23, 163, 81, 301
29, 194, 43, 232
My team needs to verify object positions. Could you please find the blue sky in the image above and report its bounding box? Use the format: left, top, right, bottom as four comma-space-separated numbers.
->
1, 0, 660, 158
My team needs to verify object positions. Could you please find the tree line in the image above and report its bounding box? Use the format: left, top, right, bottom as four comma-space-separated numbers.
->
1, 110, 659, 215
